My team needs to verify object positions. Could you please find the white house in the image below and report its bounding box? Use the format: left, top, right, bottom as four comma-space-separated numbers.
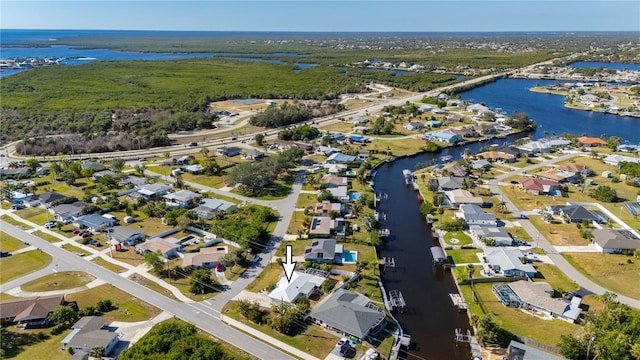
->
267, 271, 325, 304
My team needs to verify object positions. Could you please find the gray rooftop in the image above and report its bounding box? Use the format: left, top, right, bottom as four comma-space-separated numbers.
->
304, 239, 337, 260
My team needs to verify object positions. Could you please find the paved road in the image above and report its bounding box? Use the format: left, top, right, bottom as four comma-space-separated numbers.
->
0, 221, 297, 360
488, 152, 640, 309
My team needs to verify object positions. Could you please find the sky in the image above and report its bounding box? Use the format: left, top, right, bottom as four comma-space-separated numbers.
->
2, 1, 639, 32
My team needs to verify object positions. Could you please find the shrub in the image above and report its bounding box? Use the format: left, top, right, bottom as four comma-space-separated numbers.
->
51, 325, 65, 335
96, 299, 114, 312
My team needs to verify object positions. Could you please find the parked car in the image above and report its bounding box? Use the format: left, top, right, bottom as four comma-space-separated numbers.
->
0, 251, 11, 258
79, 231, 92, 238
481, 202, 494, 208
70, 228, 80, 234
44, 221, 58, 229
11, 203, 25, 210
138, 157, 147, 162
188, 142, 198, 147
231, 137, 237, 141
215, 263, 225, 272
89, 239, 102, 247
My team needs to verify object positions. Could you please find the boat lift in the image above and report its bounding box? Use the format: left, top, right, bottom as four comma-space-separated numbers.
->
389, 290, 406, 313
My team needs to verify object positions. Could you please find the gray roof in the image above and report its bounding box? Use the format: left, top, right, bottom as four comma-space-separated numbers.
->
471, 225, 512, 241
507, 340, 566, 360
437, 176, 465, 190
485, 247, 536, 276
459, 204, 497, 224
38, 191, 66, 204
51, 201, 87, 219
163, 190, 199, 203
471, 159, 491, 169
310, 289, 385, 339
304, 239, 337, 260
592, 229, 640, 250
111, 226, 145, 243
75, 213, 117, 230
559, 205, 605, 222
137, 183, 171, 196
63, 316, 118, 351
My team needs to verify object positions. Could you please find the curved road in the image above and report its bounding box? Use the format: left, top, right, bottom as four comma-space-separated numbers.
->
488, 152, 640, 309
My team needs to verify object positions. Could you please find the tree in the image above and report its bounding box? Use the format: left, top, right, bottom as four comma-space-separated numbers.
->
472, 314, 499, 346
48, 305, 78, 329
134, 164, 147, 177
25, 157, 40, 172
89, 346, 105, 358
189, 268, 219, 294
589, 185, 618, 202
200, 146, 210, 158
109, 158, 125, 173
466, 264, 475, 282
254, 133, 265, 146
144, 250, 165, 274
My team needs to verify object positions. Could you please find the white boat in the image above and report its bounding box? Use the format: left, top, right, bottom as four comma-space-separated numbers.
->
440, 155, 453, 162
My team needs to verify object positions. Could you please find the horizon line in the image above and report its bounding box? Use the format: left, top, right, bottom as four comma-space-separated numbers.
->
2, 28, 640, 33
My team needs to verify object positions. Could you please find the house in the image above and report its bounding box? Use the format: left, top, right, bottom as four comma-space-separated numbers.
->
74, 213, 117, 232
558, 163, 593, 176
549, 205, 608, 224
120, 175, 147, 187
603, 154, 640, 166
403, 122, 424, 131
37, 191, 66, 206
536, 169, 581, 183
182, 246, 228, 268
357, 150, 370, 161
242, 149, 265, 160
349, 135, 369, 144
418, 105, 433, 113
324, 186, 349, 203
431, 108, 445, 115
506, 340, 566, 360
110, 226, 145, 246
485, 247, 536, 277
467, 103, 490, 113
273, 140, 313, 151
436, 176, 465, 191
183, 164, 203, 174
0, 294, 65, 328
425, 130, 459, 143
0, 167, 32, 178
309, 289, 386, 340
317, 146, 341, 156
321, 175, 348, 188
456, 204, 497, 226
324, 163, 348, 175
476, 150, 516, 163
473, 124, 497, 135
136, 237, 180, 259
163, 190, 200, 208
425, 120, 442, 127
176, 155, 195, 165
470, 159, 491, 170
81, 162, 106, 172
470, 225, 512, 246
326, 153, 357, 164
193, 198, 237, 219
503, 280, 582, 323
61, 316, 119, 356
314, 201, 346, 216
351, 117, 369, 124
444, 189, 483, 208
519, 178, 561, 196
451, 127, 478, 139
136, 183, 172, 199
304, 239, 342, 264
268, 271, 326, 304
577, 136, 608, 147
92, 170, 117, 180
518, 138, 571, 154
50, 201, 87, 223
618, 144, 640, 153
591, 229, 640, 253
216, 146, 242, 157
440, 164, 468, 177
309, 217, 332, 238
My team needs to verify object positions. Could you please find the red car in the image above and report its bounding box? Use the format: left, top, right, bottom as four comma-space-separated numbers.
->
215, 263, 224, 272
71, 228, 79, 234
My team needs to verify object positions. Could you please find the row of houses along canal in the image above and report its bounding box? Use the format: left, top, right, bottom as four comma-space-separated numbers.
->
373, 133, 527, 360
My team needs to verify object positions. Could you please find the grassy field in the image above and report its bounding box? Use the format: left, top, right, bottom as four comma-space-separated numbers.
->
61, 243, 91, 256
246, 264, 283, 292
460, 282, 579, 346
563, 252, 640, 300
223, 301, 339, 359
532, 263, 579, 293
92, 256, 128, 273
0, 231, 27, 252
128, 273, 179, 301
443, 230, 473, 246
11, 328, 71, 360
32, 230, 63, 243
0, 250, 52, 284
14, 207, 50, 226
66, 284, 161, 322
447, 248, 482, 265
110, 247, 146, 266
21, 271, 95, 292
0, 215, 34, 230
295, 193, 319, 210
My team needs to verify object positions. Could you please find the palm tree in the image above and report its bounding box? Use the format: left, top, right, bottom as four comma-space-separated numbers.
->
466, 264, 475, 282
200, 146, 210, 158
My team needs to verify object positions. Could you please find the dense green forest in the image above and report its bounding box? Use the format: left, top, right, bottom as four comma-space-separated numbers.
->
119, 320, 247, 360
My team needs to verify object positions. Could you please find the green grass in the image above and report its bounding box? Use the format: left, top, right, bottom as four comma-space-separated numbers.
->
128, 273, 179, 301
246, 264, 284, 292
92, 256, 128, 273
182, 171, 229, 189
61, 243, 91, 256
0, 232, 27, 252
32, 230, 63, 243
0, 250, 52, 284
563, 252, 640, 300
66, 283, 161, 322
21, 271, 95, 292
224, 301, 339, 359
0, 215, 34, 230
443, 230, 473, 246
533, 263, 579, 294
14, 207, 50, 226
12, 327, 72, 360
447, 248, 482, 265
295, 193, 319, 210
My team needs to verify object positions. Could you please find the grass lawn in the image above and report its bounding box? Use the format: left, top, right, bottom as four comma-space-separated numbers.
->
0, 292, 17, 301
460, 282, 579, 347
21, 271, 95, 292
111, 247, 146, 266
128, 273, 178, 301
0, 231, 27, 252
66, 284, 161, 322
1, 215, 34, 230
0, 250, 52, 284
563, 252, 640, 300
92, 256, 127, 273
162, 270, 220, 302
295, 193, 318, 210
32, 230, 63, 243
447, 248, 482, 265
369, 138, 427, 157
182, 171, 229, 189
1, 200, 11, 209
505, 226, 533, 243
529, 216, 589, 246
246, 264, 283, 293
223, 301, 339, 359
532, 263, 579, 294
286, 212, 308, 235
350, 277, 384, 305
61, 243, 91, 256
11, 327, 72, 360
14, 207, 50, 226
443, 231, 473, 246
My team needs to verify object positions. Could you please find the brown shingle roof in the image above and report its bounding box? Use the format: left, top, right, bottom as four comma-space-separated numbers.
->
0, 294, 65, 322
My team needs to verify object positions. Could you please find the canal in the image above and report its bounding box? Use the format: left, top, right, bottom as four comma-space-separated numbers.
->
374, 134, 526, 360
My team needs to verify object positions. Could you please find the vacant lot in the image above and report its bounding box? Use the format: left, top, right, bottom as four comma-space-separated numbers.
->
447, 248, 482, 265
443, 230, 473, 246
0, 250, 52, 284
92, 256, 128, 273
66, 284, 161, 322
21, 271, 95, 292
0, 232, 26, 252
563, 252, 640, 300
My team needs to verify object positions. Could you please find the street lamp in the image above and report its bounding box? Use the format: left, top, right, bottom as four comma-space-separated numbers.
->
586, 335, 595, 360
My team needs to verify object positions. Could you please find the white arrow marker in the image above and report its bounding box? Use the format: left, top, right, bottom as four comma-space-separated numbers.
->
281, 244, 296, 283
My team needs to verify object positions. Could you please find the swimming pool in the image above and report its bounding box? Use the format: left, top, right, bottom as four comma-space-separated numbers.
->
340, 251, 358, 264
348, 192, 361, 201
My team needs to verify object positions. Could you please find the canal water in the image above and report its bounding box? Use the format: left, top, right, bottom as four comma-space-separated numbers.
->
374, 134, 526, 360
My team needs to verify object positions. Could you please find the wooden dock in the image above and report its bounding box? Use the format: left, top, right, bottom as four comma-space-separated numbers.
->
450, 293, 468, 311
389, 290, 406, 313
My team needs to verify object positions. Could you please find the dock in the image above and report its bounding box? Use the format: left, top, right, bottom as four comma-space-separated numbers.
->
455, 329, 483, 359
450, 293, 468, 311
402, 169, 414, 185
431, 246, 451, 269
378, 228, 390, 239
388, 290, 406, 313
